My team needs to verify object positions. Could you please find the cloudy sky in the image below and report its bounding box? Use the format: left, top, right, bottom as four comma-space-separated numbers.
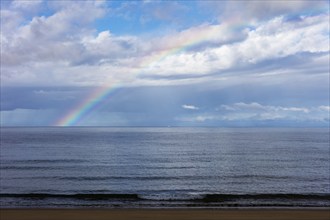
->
1, 0, 329, 126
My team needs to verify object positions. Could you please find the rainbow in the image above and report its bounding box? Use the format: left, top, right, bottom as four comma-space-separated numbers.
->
54, 24, 242, 126
54, 84, 121, 126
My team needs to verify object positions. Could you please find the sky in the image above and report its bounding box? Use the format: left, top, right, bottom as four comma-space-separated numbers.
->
1, 0, 329, 127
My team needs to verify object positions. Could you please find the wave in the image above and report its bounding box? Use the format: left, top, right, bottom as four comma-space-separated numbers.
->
0, 165, 197, 171
3, 175, 327, 182
1, 193, 329, 201
0, 193, 140, 200
1, 159, 87, 164
200, 193, 330, 202
1, 193, 329, 208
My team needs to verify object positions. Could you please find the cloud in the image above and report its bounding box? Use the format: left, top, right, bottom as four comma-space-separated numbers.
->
142, 14, 329, 77
176, 115, 214, 122
182, 104, 199, 110
0, 1, 329, 127
219, 102, 329, 121
203, 0, 328, 22
0, 87, 89, 111
11, 0, 43, 12
1, 1, 106, 65
0, 108, 57, 126
220, 102, 310, 113
177, 102, 329, 124
1, 0, 329, 88
1, 83, 329, 126
319, 105, 330, 111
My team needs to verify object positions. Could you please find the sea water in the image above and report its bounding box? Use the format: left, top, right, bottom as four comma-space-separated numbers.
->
0, 127, 329, 208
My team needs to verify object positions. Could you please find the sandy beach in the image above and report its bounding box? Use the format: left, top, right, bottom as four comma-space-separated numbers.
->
1, 209, 329, 220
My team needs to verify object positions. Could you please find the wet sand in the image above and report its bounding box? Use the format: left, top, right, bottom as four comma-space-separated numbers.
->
1, 209, 330, 220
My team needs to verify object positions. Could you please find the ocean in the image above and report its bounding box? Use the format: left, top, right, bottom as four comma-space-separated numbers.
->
0, 127, 329, 208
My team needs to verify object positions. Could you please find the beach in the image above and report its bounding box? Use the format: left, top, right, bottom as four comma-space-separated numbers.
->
1, 209, 330, 220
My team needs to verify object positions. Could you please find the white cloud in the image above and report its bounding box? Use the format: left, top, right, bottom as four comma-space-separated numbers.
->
221, 102, 266, 111
1, 1, 106, 66
178, 102, 329, 123
176, 115, 214, 122
219, 102, 329, 121
11, 0, 43, 11
221, 102, 310, 113
318, 105, 330, 111
140, 14, 329, 79
0, 1, 329, 88
182, 104, 199, 110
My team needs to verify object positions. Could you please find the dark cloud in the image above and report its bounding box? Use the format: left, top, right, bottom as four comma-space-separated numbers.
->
3, 80, 328, 126
0, 87, 89, 111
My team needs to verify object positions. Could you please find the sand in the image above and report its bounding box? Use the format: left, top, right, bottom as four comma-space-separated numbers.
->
1, 209, 330, 220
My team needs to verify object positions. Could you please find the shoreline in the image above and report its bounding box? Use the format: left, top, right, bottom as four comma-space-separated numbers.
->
1, 208, 330, 220
1, 206, 330, 209
2, 192, 329, 208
